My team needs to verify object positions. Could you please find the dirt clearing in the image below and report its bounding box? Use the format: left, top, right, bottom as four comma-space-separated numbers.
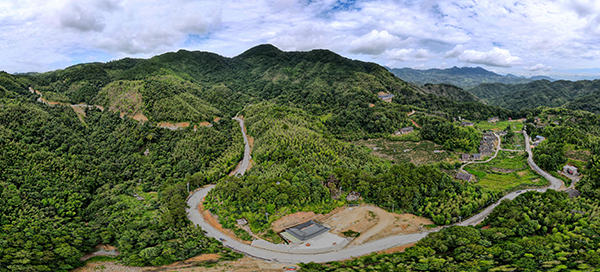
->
320, 205, 432, 246
132, 113, 148, 122
72, 256, 294, 272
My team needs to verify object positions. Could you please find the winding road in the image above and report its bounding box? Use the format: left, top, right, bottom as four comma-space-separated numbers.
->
232, 117, 251, 176
186, 123, 565, 263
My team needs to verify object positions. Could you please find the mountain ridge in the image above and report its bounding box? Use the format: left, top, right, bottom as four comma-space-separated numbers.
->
387, 66, 554, 89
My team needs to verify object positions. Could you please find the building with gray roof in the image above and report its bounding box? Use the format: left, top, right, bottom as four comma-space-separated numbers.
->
281, 220, 330, 242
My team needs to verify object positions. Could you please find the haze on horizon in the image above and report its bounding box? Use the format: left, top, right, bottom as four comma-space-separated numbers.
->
2, 0, 600, 81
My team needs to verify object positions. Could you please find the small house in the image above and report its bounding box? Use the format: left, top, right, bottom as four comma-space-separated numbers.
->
535, 135, 545, 141
236, 218, 248, 225
400, 126, 414, 134
534, 117, 541, 123
483, 132, 494, 137
498, 131, 508, 136
455, 172, 473, 182
433, 150, 444, 154
378, 94, 395, 102
472, 153, 482, 160
553, 121, 560, 125
461, 154, 470, 161
563, 165, 579, 176
461, 122, 474, 127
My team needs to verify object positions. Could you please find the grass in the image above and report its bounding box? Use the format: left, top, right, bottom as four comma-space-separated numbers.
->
502, 133, 525, 151
84, 256, 118, 264
354, 139, 457, 166
475, 120, 524, 132
464, 151, 548, 191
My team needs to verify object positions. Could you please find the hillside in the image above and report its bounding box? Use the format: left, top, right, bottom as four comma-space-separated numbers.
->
17, 44, 516, 140
468, 79, 600, 113
387, 66, 541, 89
415, 83, 483, 103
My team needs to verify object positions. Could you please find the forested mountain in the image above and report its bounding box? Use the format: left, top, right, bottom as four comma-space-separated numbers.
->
468, 79, 600, 113
5, 44, 591, 271
17, 44, 516, 140
0, 72, 244, 270
387, 66, 541, 89
416, 83, 483, 103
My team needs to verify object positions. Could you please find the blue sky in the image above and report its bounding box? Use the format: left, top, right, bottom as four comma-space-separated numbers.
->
2, 0, 600, 80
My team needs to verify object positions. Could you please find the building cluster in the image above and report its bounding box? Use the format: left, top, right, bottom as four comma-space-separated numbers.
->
460, 132, 497, 161
479, 132, 497, 156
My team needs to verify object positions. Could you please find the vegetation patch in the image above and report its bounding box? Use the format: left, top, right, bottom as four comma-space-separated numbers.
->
465, 151, 548, 191
475, 120, 523, 131
354, 139, 456, 166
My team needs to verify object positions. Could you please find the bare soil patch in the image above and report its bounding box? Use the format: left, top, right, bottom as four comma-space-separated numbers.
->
157, 122, 190, 130
409, 119, 422, 128
72, 256, 286, 272
214, 117, 222, 122
377, 242, 416, 254
324, 205, 431, 246
198, 121, 211, 127
132, 113, 148, 122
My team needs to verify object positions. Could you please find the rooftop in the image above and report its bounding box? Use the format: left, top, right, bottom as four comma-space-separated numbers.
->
456, 172, 472, 181
283, 220, 330, 241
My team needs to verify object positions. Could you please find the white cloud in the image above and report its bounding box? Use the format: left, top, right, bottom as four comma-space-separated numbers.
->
455, 47, 523, 68
444, 45, 464, 58
524, 63, 552, 72
349, 30, 402, 55
0, 0, 600, 78
386, 49, 414, 61
59, 1, 106, 32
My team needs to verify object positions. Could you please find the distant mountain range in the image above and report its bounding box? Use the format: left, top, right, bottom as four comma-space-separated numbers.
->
387, 66, 554, 89
468, 79, 600, 114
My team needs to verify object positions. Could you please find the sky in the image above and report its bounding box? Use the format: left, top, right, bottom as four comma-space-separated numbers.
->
2, 0, 600, 80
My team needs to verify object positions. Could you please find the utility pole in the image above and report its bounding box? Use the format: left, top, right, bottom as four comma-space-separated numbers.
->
266, 212, 269, 221
187, 182, 190, 193
392, 203, 395, 213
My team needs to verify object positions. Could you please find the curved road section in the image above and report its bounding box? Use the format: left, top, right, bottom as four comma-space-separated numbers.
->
186, 124, 565, 263
232, 117, 251, 176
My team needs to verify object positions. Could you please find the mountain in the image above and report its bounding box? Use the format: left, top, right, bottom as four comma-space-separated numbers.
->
18, 44, 515, 139
468, 79, 600, 113
387, 66, 552, 89
415, 83, 483, 103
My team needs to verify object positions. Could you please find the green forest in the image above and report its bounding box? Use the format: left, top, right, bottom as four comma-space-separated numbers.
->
1, 44, 600, 271
0, 77, 243, 270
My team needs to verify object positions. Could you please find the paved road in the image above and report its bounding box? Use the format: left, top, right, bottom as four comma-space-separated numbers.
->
185, 126, 566, 263
187, 186, 429, 263
523, 131, 562, 190
232, 117, 251, 176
